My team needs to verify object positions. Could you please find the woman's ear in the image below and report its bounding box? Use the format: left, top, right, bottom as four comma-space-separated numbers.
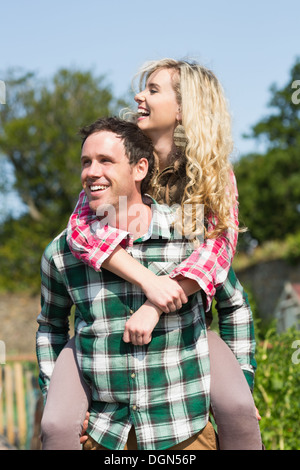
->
134, 158, 149, 182
176, 106, 182, 123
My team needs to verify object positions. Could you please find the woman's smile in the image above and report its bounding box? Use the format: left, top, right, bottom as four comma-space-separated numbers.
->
137, 106, 150, 120
134, 68, 181, 139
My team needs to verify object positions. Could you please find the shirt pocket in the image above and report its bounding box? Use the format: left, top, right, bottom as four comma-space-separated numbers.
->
148, 261, 178, 276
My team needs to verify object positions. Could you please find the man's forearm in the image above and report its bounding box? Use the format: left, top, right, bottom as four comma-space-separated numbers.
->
123, 278, 202, 346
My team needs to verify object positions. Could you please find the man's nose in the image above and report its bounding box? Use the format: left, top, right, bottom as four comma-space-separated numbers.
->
86, 160, 103, 178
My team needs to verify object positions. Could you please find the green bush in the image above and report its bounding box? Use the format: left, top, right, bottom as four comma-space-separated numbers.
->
253, 326, 300, 450
284, 231, 300, 264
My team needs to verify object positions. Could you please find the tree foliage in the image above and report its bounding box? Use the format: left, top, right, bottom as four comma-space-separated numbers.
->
0, 68, 127, 291
234, 58, 300, 244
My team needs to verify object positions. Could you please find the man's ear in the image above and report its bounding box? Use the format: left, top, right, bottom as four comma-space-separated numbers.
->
134, 158, 149, 182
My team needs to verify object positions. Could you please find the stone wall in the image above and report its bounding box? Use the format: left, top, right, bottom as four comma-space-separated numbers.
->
236, 259, 300, 321
1, 258, 300, 355
0, 293, 40, 357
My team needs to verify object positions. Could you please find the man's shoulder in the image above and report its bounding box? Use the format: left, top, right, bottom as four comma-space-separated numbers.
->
145, 195, 174, 215
43, 229, 69, 262
146, 196, 175, 226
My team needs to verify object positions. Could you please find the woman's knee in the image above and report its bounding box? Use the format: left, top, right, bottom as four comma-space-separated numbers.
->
40, 408, 80, 440
212, 391, 256, 419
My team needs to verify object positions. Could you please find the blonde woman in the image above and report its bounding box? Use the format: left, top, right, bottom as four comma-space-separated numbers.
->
69, 60, 239, 318
40, 59, 262, 450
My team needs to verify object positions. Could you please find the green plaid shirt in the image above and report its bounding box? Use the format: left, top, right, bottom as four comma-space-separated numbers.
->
36, 199, 256, 450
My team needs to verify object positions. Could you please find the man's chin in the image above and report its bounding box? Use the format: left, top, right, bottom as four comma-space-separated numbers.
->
88, 199, 118, 222
88, 199, 107, 215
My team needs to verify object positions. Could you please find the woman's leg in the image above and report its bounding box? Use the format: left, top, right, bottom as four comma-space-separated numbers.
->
207, 330, 262, 450
40, 337, 92, 450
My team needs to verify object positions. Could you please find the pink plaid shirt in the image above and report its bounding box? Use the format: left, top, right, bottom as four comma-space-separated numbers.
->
66, 172, 239, 311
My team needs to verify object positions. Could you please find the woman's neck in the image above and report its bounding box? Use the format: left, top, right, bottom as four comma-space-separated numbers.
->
151, 135, 177, 171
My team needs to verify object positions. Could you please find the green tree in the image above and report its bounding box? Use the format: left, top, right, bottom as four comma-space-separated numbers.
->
234, 58, 300, 244
0, 68, 127, 291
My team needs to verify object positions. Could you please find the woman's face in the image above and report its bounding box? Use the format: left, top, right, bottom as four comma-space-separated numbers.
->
134, 68, 181, 141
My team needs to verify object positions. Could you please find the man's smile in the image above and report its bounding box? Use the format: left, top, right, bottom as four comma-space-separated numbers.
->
89, 184, 110, 193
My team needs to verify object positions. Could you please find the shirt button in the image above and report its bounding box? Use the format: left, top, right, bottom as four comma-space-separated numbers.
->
132, 405, 137, 411
129, 309, 134, 315
131, 373, 136, 378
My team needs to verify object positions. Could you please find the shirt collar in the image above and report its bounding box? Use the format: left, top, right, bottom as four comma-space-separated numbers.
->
133, 195, 174, 243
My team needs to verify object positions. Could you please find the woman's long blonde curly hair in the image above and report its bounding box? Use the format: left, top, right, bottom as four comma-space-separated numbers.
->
127, 58, 239, 241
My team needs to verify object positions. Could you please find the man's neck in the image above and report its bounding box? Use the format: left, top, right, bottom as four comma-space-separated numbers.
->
98, 196, 152, 240
122, 197, 152, 240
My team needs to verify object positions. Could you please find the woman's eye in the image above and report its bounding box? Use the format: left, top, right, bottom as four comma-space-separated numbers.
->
149, 89, 158, 95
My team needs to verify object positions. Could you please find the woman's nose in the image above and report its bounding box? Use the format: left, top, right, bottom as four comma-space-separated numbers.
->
134, 90, 145, 103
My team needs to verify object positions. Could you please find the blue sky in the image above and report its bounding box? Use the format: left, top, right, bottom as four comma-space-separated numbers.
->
0, 0, 300, 216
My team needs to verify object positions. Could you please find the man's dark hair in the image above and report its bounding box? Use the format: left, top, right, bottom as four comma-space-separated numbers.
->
79, 117, 155, 194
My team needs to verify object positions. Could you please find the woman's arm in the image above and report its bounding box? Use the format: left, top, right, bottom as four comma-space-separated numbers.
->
66, 171, 239, 312
102, 245, 189, 313
66, 190, 131, 270
67, 192, 190, 313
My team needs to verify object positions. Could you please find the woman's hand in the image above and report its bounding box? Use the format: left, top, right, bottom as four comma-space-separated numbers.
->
123, 300, 162, 345
142, 274, 188, 313
102, 247, 188, 314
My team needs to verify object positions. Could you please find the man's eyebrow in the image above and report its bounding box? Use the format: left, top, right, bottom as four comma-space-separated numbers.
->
81, 153, 115, 160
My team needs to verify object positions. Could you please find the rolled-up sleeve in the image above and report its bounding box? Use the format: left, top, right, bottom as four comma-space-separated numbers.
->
66, 190, 130, 271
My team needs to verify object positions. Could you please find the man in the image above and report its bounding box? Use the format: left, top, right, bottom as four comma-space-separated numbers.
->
36, 117, 257, 451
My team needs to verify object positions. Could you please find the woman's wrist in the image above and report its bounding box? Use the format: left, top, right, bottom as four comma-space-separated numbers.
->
138, 269, 158, 292
143, 299, 163, 316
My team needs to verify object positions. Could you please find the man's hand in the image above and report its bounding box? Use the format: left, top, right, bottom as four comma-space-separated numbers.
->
142, 274, 188, 313
123, 300, 162, 345
79, 411, 90, 445
102, 248, 188, 314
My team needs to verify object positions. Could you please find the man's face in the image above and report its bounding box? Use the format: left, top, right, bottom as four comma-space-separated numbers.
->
81, 130, 145, 214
